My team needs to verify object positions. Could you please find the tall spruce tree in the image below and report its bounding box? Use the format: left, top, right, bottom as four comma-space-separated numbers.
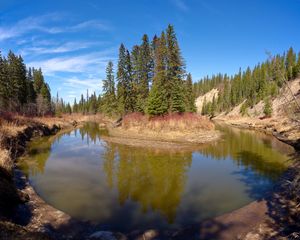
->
117, 44, 127, 114
166, 24, 186, 113
138, 34, 152, 111
102, 61, 117, 115
147, 32, 168, 115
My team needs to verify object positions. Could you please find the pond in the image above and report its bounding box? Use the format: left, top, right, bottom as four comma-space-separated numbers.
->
18, 123, 294, 232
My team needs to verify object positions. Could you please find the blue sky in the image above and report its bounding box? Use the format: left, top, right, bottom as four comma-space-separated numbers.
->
1, 0, 300, 103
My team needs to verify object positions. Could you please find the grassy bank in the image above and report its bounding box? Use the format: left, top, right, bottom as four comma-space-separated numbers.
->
108, 112, 220, 144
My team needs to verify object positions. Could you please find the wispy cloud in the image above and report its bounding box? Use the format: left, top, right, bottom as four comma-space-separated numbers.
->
0, 14, 62, 41
19, 41, 101, 56
64, 77, 104, 100
65, 77, 102, 89
71, 20, 112, 31
0, 14, 112, 41
171, 0, 189, 12
27, 47, 117, 75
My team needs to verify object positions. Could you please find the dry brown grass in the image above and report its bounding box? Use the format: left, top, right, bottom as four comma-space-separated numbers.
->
122, 112, 214, 132
0, 149, 12, 173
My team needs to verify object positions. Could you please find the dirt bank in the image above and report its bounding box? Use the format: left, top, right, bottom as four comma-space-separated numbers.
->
0, 116, 78, 239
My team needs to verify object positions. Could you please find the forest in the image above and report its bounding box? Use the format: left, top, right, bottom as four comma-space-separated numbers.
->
194, 47, 300, 117
73, 24, 196, 116
0, 51, 52, 115
1, 28, 300, 119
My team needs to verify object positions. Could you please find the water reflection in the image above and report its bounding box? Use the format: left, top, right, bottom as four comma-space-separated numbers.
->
200, 126, 291, 180
102, 142, 192, 223
18, 122, 293, 231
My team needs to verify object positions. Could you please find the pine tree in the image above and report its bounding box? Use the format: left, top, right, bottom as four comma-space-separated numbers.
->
131, 45, 140, 112
26, 67, 36, 103
147, 81, 168, 115
147, 31, 168, 115
102, 61, 117, 115
185, 73, 196, 112
117, 44, 127, 114
286, 47, 296, 80
124, 49, 134, 112
7, 51, 27, 111
73, 98, 78, 113
33, 68, 45, 94
138, 34, 152, 111
166, 24, 186, 112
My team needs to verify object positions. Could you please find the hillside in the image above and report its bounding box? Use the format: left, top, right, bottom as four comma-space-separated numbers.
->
195, 88, 219, 114
196, 77, 300, 146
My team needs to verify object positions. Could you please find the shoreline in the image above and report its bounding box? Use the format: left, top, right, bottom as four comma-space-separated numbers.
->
0, 116, 299, 239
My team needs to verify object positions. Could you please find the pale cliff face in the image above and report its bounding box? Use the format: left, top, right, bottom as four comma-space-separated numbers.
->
195, 88, 219, 114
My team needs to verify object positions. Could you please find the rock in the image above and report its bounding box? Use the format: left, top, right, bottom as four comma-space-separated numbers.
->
143, 229, 158, 239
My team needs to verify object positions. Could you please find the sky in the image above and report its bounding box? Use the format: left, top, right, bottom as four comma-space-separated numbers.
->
0, 0, 300, 103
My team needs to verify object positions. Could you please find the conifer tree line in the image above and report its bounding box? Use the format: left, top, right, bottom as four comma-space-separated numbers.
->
72, 24, 196, 116
195, 47, 300, 116
0, 50, 52, 115
72, 90, 100, 115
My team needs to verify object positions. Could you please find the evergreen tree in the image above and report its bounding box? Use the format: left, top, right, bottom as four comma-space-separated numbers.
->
102, 61, 117, 115
117, 44, 127, 114
185, 73, 196, 112
138, 34, 152, 111
286, 47, 296, 80
166, 24, 186, 112
26, 67, 36, 104
147, 31, 168, 115
7, 51, 27, 110
263, 97, 272, 117
131, 45, 140, 111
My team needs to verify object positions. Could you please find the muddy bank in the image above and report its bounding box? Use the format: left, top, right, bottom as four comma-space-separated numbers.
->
0, 120, 77, 239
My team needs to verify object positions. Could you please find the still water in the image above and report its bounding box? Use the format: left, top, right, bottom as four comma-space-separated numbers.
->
18, 123, 294, 232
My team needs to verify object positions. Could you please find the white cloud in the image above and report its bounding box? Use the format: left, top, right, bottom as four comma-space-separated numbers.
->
20, 41, 101, 56
63, 77, 103, 101
27, 49, 116, 75
0, 14, 112, 41
0, 14, 62, 41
